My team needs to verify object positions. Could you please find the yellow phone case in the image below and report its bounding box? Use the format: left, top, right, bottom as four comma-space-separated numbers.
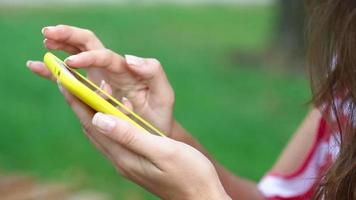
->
43, 52, 165, 137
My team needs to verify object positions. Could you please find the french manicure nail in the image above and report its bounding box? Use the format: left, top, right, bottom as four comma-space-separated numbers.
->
122, 97, 129, 102
26, 60, 32, 68
92, 113, 116, 133
65, 55, 77, 62
57, 81, 64, 94
125, 55, 145, 66
99, 80, 106, 89
41, 26, 55, 35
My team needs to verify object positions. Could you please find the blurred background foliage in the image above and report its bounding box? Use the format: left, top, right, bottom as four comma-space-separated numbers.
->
0, 1, 309, 199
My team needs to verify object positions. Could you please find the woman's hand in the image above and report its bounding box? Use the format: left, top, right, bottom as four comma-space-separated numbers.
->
26, 25, 231, 199
27, 24, 175, 135
56, 85, 230, 200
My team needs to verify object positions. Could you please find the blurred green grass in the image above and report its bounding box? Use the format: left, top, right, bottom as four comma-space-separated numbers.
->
0, 5, 309, 199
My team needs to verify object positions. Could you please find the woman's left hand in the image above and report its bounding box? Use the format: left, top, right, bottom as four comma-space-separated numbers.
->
56, 86, 230, 200
27, 25, 175, 136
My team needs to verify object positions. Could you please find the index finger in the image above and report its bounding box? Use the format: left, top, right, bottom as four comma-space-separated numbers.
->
26, 60, 55, 81
42, 25, 105, 51
64, 49, 128, 73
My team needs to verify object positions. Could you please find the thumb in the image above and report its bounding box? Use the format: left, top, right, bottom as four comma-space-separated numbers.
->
92, 113, 169, 159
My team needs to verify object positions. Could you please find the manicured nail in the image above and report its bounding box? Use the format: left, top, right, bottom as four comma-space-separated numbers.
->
57, 81, 64, 94
92, 113, 116, 133
65, 55, 78, 62
41, 26, 54, 35
26, 60, 32, 68
122, 96, 130, 108
125, 55, 145, 66
122, 97, 129, 103
99, 80, 106, 89
122, 97, 132, 108
121, 97, 132, 114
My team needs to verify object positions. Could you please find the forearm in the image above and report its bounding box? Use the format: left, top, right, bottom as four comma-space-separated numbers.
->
170, 121, 265, 200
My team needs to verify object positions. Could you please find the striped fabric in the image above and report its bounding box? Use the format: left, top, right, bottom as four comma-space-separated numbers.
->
258, 109, 342, 199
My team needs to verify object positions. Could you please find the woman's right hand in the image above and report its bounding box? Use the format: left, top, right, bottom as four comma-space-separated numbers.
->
27, 25, 175, 136
54, 89, 230, 199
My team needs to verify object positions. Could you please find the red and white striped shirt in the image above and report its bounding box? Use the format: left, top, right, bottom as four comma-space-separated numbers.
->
258, 103, 344, 199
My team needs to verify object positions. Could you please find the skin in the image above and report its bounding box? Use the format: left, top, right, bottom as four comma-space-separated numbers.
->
27, 24, 321, 199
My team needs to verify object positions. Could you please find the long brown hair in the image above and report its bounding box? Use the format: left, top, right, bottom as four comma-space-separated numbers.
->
306, 0, 356, 199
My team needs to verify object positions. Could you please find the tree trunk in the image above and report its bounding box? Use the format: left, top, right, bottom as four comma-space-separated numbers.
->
275, 0, 306, 69
230, 1, 306, 72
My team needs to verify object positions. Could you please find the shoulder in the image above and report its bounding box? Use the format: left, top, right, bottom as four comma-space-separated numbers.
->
258, 109, 333, 199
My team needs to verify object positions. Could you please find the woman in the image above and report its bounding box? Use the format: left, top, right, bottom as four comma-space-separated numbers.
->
26, 0, 355, 199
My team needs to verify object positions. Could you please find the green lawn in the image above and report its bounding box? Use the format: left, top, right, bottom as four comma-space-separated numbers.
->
0, 5, 310, 199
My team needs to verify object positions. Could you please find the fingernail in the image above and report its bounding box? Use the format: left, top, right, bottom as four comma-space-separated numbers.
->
121, 97, 132, 114
26, 60, 32, 68
57, 81, 64, 94
65, 55, 78, 63
122, 97, 129, 103
92, 113, 116, 133
125, 55, 145, 66
42, 26, 55, 35
99, 80, 106, 89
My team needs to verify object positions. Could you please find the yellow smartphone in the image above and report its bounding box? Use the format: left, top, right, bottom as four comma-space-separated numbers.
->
43, 52, 165, 137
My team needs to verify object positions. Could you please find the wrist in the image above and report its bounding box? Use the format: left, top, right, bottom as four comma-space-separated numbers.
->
208, 182, 232, 200
187, 189, 231, 200
216, 192, 232, 200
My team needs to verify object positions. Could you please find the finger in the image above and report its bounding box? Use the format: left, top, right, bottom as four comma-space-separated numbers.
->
57, 83, 118, 160
84, 126, 147, 178
42, 25, 104, 51
58, 83, 95, 130
98, 80, 113, 96
58, 86, 159, 176
58, 85, 160, 176
120, 97, 133, 114
107, 139, 161, 179
64, 49, 127, 73
92, 113, 171, 161
26, 60, 54, 81
84, 129, 114, 160
97, 80, 132, 117
44, 39, 80, 55
95, 80, 114, 102
124, 55, 174, 103
96, 80, 132, 115
95, 80, 108, 99
57, 83, 116, 159
83, 116, 159, 178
